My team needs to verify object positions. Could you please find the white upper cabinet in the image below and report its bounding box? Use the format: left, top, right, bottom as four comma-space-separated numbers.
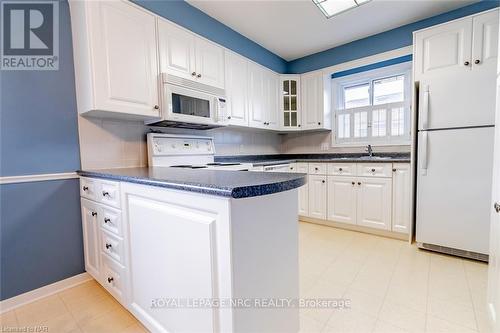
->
264, 71, 280, 129
224, 51, 248, 126
158, 19, 225, 89
414, 9, 499, 81
472, 10, 499, 70
301, 71, 331, 130
280, 76, 301, 130
70, 0, 160, 120
158, 19, 196, 80
195, 38, 225, 89
414, 17, 473, 79
248, 63, 266, 128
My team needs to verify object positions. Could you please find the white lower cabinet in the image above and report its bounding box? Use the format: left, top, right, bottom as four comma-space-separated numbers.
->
356, 177, 392, 230
81, 198, 101, 279
299, 162, 411, 235
327, 176, 357, 225
392, 164, 411, 233
308, 175, 327, 220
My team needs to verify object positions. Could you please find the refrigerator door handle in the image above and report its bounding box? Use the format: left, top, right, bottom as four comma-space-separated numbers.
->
420, 131, 428, 175
420, 85, 430, 130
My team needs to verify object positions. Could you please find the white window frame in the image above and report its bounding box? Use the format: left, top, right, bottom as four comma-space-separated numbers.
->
332, 62, 412, 147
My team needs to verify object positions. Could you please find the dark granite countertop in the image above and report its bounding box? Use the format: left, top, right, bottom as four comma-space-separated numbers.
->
78, 167, 306, 199
215, 153, 411, 166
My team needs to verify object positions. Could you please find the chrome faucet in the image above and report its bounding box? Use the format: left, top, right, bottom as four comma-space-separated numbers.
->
366, 144, 373, 157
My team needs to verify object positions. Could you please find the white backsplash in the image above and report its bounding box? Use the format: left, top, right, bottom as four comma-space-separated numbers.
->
78, 116, 410, 169
78, 117, 282, 169
281, 131, 411, 154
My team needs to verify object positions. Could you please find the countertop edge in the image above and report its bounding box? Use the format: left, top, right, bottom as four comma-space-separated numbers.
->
77, 170, 307, 199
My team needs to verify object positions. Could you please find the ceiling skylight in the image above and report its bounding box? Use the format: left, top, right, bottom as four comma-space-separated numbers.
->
312, 0, 373, 19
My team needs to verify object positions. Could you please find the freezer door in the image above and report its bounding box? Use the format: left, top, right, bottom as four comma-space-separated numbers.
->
416, 127, 495, 254
418, 73, 496, 130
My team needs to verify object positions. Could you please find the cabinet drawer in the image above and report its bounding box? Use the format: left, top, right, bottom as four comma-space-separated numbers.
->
100, 230, 125, 265
356, 163, 392, 178
98, 180, 121, 208
101, 255, 125, 303
296, 163, 309, 173
328, 163, 357, 176
100, 205, 122, 237
308, 163, 327, 175
80, 177, 99, 201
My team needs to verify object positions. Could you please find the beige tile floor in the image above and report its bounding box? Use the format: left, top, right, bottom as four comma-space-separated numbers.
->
0, 222, 491, 333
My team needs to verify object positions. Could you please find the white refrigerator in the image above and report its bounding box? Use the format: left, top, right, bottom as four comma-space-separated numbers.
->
416, 76, 495, 256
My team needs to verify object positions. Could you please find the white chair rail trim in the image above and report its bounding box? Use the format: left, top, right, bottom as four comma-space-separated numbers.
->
0, 172, 79, 184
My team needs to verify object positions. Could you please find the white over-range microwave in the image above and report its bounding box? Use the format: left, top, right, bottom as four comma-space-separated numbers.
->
146, 73, 227, 129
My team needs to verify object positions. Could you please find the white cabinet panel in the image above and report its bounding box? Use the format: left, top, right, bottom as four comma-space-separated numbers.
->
101, 254, 126, 304
158, 19, 195, 80
264, 71, 280, 129
248, 63, 265, 128
101, 229, 125, 265
89, 1, 159, 117
126, 194, 217, 332
414, 17, 473, 79
472, 10, 499, 70
356, 177, 392, 230
356, 163, 392, 178
308, 163, 327, 175
301, 72, 330, 130
328, 163, 356, 176
327, 176, 357, 225
195, 38, 225, 89
280, 76, 301, 130
81, 198, 101, 279
392, 164, 411, 234
224, 51, 248, 126
296, 163, 309, 216
308, 175, 327, 220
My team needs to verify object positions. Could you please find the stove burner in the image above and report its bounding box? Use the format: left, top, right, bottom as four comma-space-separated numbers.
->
206, 162, 241, 166
170, 165, 208, 169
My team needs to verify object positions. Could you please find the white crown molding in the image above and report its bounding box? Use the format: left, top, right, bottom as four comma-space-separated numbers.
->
313, 45, 414, 76
0, 272, 92, 314
0, 172, 79, 185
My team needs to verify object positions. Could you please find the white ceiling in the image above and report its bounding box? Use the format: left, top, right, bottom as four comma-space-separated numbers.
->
187, 0, 478, 61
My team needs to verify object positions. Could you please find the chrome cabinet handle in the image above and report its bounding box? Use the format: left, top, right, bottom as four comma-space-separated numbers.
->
102, 191, 109, 197
197, 74, 202, 78
371, 168, 376, 172
82, 186, 88, 191
104, 217, 111, 223
107, 277, 114, 283
464, 61, 470, 66
475, 59, 481, 65
227, 116, 231, 119
154, 105, 159, 110
91, 211, 97, 217
358, 182, 361, 185
318, 122, 321, 125
351, 181, 355, 185
315, 167, 319, 171
392, 168, 397, 172
105, 243, 112, 249
495, 202, 500, 213
191, 72, 196, 76
321, 180, 325, 184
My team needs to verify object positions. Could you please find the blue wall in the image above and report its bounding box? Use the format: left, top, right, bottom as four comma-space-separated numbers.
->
287, 0, 499, 73
0, 1, 81, 176
0, 0, 84, 301
133, 0, 288, 73
0, 179, 84, 300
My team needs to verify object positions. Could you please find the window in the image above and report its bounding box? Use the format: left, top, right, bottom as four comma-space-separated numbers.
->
332, 63, 411, 146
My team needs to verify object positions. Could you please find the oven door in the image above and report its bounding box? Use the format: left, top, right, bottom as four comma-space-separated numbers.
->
164, 84, 218, 125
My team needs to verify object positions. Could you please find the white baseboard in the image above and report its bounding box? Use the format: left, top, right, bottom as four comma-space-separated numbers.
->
0, 272, 93, 314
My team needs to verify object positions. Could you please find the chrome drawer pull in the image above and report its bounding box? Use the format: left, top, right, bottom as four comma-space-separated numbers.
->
102, 191, 110, 197
105, 243, 112, 249
104, 218, 111, 223
107, 277, 114, 283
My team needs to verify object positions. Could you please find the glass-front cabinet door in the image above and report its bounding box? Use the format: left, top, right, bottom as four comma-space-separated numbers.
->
280, 76, 301, 129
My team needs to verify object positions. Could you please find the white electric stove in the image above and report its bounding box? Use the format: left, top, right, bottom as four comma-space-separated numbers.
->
147, 133, 253, 171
